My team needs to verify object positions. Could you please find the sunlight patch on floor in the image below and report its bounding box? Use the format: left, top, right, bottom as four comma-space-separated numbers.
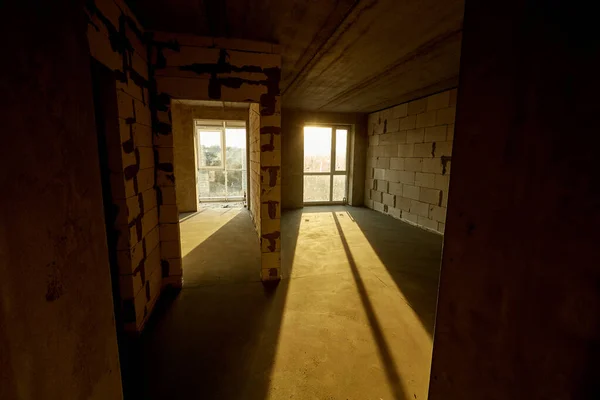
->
266, 210, 434, 399
179, 208, 242, 258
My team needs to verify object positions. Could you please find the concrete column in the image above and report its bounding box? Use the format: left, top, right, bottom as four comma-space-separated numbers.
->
429, 1, 600, 398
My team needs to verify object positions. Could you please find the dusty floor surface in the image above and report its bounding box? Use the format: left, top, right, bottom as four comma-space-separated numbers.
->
129, 205, 443, 400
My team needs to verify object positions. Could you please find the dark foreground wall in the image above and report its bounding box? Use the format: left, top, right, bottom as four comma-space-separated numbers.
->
0, 1, 123, 399
430, 1, 600, 398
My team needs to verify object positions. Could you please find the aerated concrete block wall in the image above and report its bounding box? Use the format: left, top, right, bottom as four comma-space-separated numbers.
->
249, 104, 262, 233
152, 32, 282, 281
86, 0, 178, 333
365, 89, 457, 234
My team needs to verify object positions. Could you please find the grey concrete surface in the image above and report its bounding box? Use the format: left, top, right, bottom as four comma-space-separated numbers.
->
135, 205, 442, 399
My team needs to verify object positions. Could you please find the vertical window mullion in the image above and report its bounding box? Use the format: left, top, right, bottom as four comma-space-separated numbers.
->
330, 125, 335, 202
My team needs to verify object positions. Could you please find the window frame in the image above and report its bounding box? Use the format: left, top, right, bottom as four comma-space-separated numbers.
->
303, 124, 350, 205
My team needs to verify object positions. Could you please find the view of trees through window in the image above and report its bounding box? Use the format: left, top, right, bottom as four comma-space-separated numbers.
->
303, 126, 348, 203
197, 127, 247, 200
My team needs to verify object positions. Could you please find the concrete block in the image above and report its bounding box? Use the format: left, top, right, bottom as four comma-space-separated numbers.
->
415, 172, 435, 188
416, 111, 437, 128
401, 211, 419, 224
375, 179, 388, 193
429, 205, 447, 223
420, 187, 442, 205
374, 168, 385, 180
371, 145, 384, 158
408, 98, 427, 115
397, 171, 416, 185
410, 200, 430, 217
261, 201, 281, 220
161, 240, 182, 259
436, 106, 456, 125
383, 193, 395, 207
384, 170, 400, 183
403, 185, 420, 200
154, 131, 174, 148
396, 196, 411, 212
373, 201, 385, 213
449, 88, 458, 106
405, 158, 423, 172
414, 143, 435, 158
261, 262, 281, 282
365, 199, 374, 209
376, 157, 390, 169
138, 146, 154, 170
422, 158, 443, 174
441, 190, 448, 208
384, 145, 398, 157
447, 124, 455, 141
369, 135, 379, 146
379, 132, 406, 145
406, 128, 425, 143
435, 141, 453, 157
160, 223, 180, 242
392, 103, 408, 118
417, 215, 438, 231
134, 124, 153, 148
424, 126, 447, 143
438, 222, 446, 233
159, 205, 179, 224
427, 91, 451, 111
390, 157, 404, 170
398, 144, 415, 157
159, 186, 177, 205
371, 190, 383, 203
386, 117, 400, 133
389, 207, 401, 219
399, 115, 417, 131
388, 182, 403, 196
434, 174, 450, 192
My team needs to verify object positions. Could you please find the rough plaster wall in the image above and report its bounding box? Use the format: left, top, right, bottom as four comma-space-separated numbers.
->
171, 104, 250, 212
281, 110, 368, 209
0, 1, 122, 398
429, 1, 600, 398
249, 104, 262, 232
153, 33, 282, 280
86, 0, 172, 333
364, 89, 457, 234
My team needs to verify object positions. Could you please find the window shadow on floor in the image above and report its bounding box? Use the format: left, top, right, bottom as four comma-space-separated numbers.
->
331, 211, 407, 400
343, 206, 443, 337
121, 210, 302, 400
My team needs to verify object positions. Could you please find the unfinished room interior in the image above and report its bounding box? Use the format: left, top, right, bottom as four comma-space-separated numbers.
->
1, 0, 599, 399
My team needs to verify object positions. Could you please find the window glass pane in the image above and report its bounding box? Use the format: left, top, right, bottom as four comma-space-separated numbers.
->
304, 126, 332, 172
199, 130, 222, 167
333, 175, 346, 201
303, 175, 330, 202
226, 170, 244, 198
197, 169, 227, 199
335, 129, 348, 171
225, 128, 246, 170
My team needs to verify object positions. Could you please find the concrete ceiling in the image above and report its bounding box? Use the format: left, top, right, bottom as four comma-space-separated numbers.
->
127, 0, 464, 113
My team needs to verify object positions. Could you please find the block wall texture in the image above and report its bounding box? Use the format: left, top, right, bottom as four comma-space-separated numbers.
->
0, 1, 123, 397
281, 110, 368, 209
170, 103, 249, 212
152, 32, 282, 280
86, 0, 179, 333
364, 89, 457, 234
249, 104, 262, 233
